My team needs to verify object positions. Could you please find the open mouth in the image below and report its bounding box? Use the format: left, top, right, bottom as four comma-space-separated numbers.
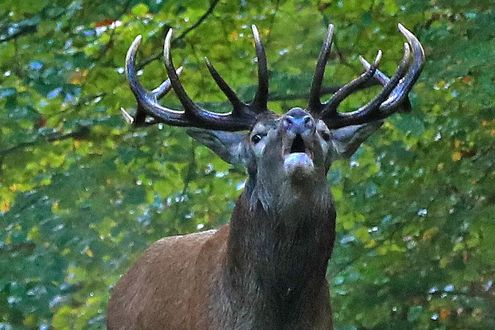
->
290, 134, 306, 153
285, 134, 312, 158
283, 134, 315, 175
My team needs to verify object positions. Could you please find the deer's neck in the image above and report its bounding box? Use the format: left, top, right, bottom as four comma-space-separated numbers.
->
222, 180, 336, 327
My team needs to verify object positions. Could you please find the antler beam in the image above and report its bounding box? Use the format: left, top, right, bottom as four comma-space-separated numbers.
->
123, 26, 271, 131
308, 23, 425, 129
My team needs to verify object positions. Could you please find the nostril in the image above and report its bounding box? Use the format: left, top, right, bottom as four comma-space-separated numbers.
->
283, 117, 293, 129
303, 116, 313, 127
283, 115, 315, 134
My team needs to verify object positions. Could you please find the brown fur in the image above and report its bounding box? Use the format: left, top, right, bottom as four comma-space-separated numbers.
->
108, 184, 336, 329
108, 227, 228, 329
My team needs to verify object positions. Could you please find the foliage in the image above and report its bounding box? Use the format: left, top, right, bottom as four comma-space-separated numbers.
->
1, 0, 494, 328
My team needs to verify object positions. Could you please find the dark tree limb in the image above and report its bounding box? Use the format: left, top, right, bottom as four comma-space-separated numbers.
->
137, 0, 221, 70
0, 125, 91, 158
0, 17, 39, 43
0, 243, 36, 255
268, 79, 379, 102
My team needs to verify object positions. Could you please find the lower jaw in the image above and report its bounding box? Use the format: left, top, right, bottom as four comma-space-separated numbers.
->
283, 153, 315, 177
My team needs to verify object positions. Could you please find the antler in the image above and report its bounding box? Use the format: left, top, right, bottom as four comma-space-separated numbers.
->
307, 24, 425, 129
122, 25, 270, 131
121, 35, 181, 126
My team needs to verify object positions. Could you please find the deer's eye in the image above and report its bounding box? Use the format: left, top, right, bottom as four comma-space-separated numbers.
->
321, 131, 330, 141
251, 134, 263, 144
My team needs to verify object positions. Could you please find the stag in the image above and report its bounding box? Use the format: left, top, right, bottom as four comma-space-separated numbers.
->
108, 23, 424, 329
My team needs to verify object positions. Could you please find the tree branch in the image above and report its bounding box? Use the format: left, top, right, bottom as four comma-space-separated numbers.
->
268, 80, 379, 102
0, 125, 91, 158
0, 18, 39, 43
175, 0, 220, 41
137, 0, 221, 70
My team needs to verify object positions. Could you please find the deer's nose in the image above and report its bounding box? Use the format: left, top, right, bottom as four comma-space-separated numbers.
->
282, 108, 315, 135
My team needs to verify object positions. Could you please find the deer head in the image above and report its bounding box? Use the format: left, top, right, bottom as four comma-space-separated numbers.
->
122, 24, 424, 211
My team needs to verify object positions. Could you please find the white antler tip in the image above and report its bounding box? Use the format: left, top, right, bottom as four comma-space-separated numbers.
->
397, 23, 412, 37
251, 25, 259, 37
120, 107, 135, 124
374, 50, 383, 65
165, 28, 173, 43
131, 35, 143, 49
358, 55, 371, 69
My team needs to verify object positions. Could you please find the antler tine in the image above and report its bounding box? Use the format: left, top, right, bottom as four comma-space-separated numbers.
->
317, 23, 426, 129
123, 35, 146, 126
125, 35, 144, 99
151, 66, 183, 99
360, 56, 389, 84
322, 42, 412, 129
124, 35, 183, 126
204, 27, 271, 116
251, 25, 269, 112
360, 55, 413, 113
122, 31, 257, 131
378, 24, 425, 112
322, 50, 382, 116
308, 24, 334, 114
204, 57, 246, 115
357, 24, 424, 114
162, 29, 257, 130
163, 29, 205, 120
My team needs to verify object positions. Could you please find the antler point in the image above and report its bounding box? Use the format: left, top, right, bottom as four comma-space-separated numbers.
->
163, 29, 174, 65
375, 50, 383, 66
359, 56, 371, 69
251, 25, 262, 43
120, 107, 135, 124
165, 29, 173, 47
128, 35, 142, 57
397, 23, 412, 38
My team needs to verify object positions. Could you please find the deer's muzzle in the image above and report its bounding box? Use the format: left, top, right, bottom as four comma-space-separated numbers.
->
281, 108, 316, 176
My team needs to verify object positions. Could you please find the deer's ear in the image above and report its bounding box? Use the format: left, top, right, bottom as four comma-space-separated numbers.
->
329, 121, 383, 160
187, 128, 248, 166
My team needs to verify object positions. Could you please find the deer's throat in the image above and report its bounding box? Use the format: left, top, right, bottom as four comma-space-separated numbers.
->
225, 189, 336, 307
246, 170, 330, 213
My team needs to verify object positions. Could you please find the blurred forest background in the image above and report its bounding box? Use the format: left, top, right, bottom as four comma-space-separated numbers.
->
1, 0, 494, 329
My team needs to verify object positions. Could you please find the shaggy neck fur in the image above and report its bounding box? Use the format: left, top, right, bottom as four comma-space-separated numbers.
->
222, 174, 336, 329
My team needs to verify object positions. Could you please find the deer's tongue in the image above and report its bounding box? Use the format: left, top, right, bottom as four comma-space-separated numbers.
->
284, 152, 314, 176
283, 134, 314, 176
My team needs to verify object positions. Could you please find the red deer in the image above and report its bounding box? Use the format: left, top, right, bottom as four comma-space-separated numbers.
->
108, 23, 424, 329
